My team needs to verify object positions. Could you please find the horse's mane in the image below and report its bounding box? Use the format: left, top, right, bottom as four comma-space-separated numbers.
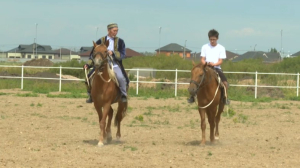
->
192, 62, 204, 71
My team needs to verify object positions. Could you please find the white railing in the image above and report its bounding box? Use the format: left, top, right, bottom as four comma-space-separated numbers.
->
0, 65, 299, 98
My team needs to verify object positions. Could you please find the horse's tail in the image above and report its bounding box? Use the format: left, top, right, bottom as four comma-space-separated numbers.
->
114, 102, 128, 127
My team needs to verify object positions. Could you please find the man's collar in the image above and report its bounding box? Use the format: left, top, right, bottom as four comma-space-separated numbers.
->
107, 35, 115, 40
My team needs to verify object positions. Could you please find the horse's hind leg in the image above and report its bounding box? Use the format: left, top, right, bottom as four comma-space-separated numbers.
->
215, 103, 224, 140
106, 106, 113, 143
115, 103, 126, 141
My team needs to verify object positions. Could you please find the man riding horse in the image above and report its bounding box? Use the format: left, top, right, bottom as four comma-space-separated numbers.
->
84, 23, 129, 103
187, 29, 229, 105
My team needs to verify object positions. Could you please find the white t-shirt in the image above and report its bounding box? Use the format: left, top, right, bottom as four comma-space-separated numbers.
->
200, 43, 226, 69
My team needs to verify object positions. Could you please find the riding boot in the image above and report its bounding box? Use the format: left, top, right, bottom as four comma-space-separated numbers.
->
86, 92, 93, 103
223, 81, 230, 105
121, 95, 127, 103
187, 96, 195, 104
85, 81, 93, 103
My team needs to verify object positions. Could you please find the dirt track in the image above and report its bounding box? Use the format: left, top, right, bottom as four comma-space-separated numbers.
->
1, 89, 300, 167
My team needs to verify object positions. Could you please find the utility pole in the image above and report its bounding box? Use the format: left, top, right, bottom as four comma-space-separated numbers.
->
35, 23, 38, 58
96, 27, 99, 39
183, 40, 187, 59
281, 29, 283, 53
158, 27, 161, 55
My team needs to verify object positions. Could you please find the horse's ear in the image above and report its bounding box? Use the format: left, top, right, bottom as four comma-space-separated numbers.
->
204, 62, 207, 68
105, 40, 109, 48
192, 60, 196, 67
93, 41, 97, 48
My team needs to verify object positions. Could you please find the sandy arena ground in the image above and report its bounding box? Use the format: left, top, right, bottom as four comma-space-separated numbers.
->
0, 89, 300, 168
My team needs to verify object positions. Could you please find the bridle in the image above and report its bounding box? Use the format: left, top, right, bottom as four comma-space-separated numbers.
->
189, 68, 207, 96
92, 51, 109, 68
92, 47, 115, 83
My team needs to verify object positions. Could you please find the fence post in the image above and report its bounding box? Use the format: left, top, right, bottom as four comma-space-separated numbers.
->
255, 71, 258, 99
175, 69, 178, 97
59, 66, 62, 92
297, 72, 299, 97
21, 65, 24, 90
136, 68, 139, 95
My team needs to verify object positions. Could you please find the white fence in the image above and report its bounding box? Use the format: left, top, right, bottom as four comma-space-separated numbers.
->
0, 65, 299, 98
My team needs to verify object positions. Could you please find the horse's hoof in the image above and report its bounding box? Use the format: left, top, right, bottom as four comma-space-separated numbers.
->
215, 136, 219, 140
200, 142, 206, 147
116, 136, 121, 142
97, 142, 104, 147
107, 136, 113, 143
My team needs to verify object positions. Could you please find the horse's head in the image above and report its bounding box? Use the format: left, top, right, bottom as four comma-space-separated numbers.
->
188, 61, 207, 96
92, 40, 110, 68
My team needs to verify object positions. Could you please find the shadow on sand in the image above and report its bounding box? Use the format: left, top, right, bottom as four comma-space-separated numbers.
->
184, 140, 221, 146
83, 139, 125, 146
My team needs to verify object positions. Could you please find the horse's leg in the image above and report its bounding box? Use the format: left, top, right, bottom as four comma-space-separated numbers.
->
199, 109, 206, 145
98, 104, 110, 147
207, 108, 216, 144
94, 104, 103, 144
115, 103, 125, 141
215, 103, 224, 140
106, 106, 113, 143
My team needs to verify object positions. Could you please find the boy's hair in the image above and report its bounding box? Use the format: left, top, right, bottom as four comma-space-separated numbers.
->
208, 29, 219, 38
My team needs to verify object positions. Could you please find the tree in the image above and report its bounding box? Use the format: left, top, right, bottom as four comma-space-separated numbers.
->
270, 48, 278, 53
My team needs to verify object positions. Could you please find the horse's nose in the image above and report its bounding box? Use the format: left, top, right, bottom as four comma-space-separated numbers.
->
188, 87, 196, 95
94, 58, 101, 67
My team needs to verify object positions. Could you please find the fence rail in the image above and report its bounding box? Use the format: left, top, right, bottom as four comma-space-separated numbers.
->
0, 65, 299, 98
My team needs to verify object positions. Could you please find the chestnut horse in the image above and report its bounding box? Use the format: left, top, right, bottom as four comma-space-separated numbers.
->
91, 41, 127, 147
188, 61, 225, 145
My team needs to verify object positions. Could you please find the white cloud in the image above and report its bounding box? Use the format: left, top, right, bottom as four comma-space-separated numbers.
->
228, 28, 262, 37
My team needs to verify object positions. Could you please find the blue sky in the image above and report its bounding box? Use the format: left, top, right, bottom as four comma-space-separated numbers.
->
0, 0, 299, 54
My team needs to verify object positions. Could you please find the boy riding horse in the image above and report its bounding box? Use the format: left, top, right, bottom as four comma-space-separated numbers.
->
84, 23, 129, 103
187, 29, 229, 105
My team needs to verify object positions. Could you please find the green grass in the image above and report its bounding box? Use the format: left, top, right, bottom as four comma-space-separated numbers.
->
31, 113, 47, 118
123, 146, 138, 151
47, 93, 86, 98
233, 114, 249, 124
56, 115, 81, 121
222, 107, 236, 118
134, 115, 144, 122
153, 119, 170, 125
0, 92, 8, 96
16, 93, 39, 97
